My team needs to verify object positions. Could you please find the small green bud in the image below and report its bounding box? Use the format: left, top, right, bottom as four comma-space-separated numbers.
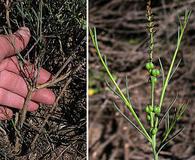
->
145, 106, 150, 113
147, 114, 151, 121
154, 106, 161, 115
151, 128, 158, 135
151, 76, 157, 84
151, 69, 160, 77
149, 105, 153, 112
146, 62, 154, 70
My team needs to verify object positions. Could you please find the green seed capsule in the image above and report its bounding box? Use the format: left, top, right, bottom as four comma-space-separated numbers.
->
149, 105, 153, 112
146, 62, 154, 70
147, 114, 151, 121
151, 128, 158, 135
145, 106, 150, 113
151, 69, 160, 77
154, 106, 161, 115
151, 76, 157, 84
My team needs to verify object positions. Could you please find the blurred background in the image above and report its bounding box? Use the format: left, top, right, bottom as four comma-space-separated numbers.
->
89, 0, 195, 159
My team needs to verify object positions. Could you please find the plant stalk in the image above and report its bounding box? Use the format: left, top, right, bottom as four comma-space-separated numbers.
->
159, 12, 191, 109
151, 136, 158, 160
90, 28, 152, 143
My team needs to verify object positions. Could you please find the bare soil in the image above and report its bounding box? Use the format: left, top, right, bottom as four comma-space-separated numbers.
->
0, 0, 86, 159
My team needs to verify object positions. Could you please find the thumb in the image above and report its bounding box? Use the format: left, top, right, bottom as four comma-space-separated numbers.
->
0, 27, 31, 61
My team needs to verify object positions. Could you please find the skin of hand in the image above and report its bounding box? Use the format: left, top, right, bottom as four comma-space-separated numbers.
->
0, 27, 55, 120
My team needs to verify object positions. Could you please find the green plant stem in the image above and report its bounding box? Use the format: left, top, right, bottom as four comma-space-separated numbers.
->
152, 116, 159, 160
156, 11, 190, 159
151, 80, 155, 108
150, 78, 158, 160
151, 80, 155, 128
162, 119, 175, 142
159, 36, 182, 108
159, 12, 190, 109
152, 142, 158, 160
150, 112, 154, 128
90, 28, 152, 143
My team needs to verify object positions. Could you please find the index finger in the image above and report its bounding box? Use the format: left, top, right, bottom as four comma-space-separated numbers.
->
0, 27, 31, 61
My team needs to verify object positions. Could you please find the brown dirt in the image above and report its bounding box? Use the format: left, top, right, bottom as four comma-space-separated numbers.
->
0, 0, 86, 159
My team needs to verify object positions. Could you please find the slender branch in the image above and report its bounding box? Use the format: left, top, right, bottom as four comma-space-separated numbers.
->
4, 0, 12, 34
14, 87, 34, 154
159, 11, 191, 109
90, 28, 152, 142
30, 64, 83, 150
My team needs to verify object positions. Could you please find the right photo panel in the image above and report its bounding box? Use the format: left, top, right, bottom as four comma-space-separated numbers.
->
89, 0, 195, 160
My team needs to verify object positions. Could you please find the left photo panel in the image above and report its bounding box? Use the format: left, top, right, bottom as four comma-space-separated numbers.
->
0, 0, 86, 159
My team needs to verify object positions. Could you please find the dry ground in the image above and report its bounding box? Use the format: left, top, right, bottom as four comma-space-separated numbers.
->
0, 0, 86, 159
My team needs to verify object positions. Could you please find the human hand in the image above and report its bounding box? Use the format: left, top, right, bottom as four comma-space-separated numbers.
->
0, 27, 55, 120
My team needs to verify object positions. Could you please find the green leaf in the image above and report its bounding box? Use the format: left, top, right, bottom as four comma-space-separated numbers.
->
113, 102, 145, 137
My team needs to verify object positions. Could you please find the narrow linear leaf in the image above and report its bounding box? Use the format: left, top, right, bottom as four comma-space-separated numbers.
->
169, 59, 181, 82
158, 128, 184, 154
176, 103, 188, 121
31, 8, 39, 23
105, 80, 122, 99
159, 58, 165, 84
159, 95, 178, 125
177, 15, 183, 29
125, 75, 131, 104
103, 55, 108, 65
165, 111, 170, 133
113, 102, 146, 137
177, 27, 181, 44
16, 5, 26, 18
163, 103, 187, 142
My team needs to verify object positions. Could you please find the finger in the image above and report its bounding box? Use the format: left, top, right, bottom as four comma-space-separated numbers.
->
0, 57, 52, 84
32, 88, 55, 104
0, 106, 13, 120
0, 70, 55, 104
0, 88, 39, 111
0, 27, 31, 61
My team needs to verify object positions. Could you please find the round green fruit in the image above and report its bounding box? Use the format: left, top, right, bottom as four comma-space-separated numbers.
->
149, 105, 153, 112
151, 128, 158, 135
146, 62, 154, 70
154, 106, 161, 115
147, 115, 151, 121
145, 106, 150, 113
151, 69, 160, 77
151, 76, 157, 84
